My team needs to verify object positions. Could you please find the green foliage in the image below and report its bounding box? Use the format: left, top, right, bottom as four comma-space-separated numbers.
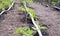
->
38, 0, 60, 6
52, 2, 56, 5
51, 0, 57, 5
18, 1, 48, 36
20, 0, 35, 18
32, 20, 48, 30
32, 24, 47, 30
19, 6, 25, 11
26, 8, 36, 18
21, 0, 33, 3
0, 3, 4, 10
19, 6, 36, 18
15, 27, 34, 36
38, 25, 47, 30
15, 26, 47, 36
32, 25, 47, 30
2, 0, 11, 6
0, 0, 12, 10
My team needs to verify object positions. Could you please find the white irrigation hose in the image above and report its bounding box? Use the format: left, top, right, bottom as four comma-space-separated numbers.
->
24, 3, 43, 36
29, 13, 42, 36
0, 1, 15, 15
8, 1, 15, 11
0, 11, 5, 15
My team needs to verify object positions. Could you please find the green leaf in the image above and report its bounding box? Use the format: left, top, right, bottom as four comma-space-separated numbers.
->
15, 27, 34, 36
19, 6, 36, 18
0, 3, 4, 10
26, 8, 36, 18
22, 0, 33, 3
28, 30, 34, 35
19, 6, 25, 11
15, 28, 21, 34
0, 0, 12, 10
39, 26, 48, 30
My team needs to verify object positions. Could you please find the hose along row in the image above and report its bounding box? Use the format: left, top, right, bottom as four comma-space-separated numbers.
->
0, 1, 43, 36
23, 3, 43, 36
0, 1, 15, 15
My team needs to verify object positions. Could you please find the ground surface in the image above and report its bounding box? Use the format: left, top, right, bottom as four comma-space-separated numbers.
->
29, 3, 60, 36
0, 0, 60, 36
0, 0, 28, 36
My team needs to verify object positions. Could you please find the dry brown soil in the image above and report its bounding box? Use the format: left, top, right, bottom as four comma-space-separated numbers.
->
0, 0, 60, 36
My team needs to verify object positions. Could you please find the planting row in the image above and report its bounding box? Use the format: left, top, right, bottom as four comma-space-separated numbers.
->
15, 0, 48, 36
0, 0, 48, 36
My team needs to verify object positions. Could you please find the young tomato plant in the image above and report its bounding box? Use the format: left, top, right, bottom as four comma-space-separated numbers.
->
15, 27, 35, 36
15, 26, 47, 36
17, 0, 48, 36
19, 6, 36, 18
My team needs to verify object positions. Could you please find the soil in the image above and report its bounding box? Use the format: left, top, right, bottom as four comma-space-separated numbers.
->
0, 0, 29, 36
0, 0, 60, 36
28, 3, 60, 36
